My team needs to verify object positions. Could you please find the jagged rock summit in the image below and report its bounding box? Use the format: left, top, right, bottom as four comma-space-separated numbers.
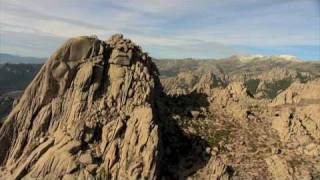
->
0, 34, 161, 180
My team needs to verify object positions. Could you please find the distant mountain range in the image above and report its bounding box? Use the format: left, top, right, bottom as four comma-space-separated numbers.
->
1, 53, 318, 64
235, 54, 301, 63
0, 53, 45, 64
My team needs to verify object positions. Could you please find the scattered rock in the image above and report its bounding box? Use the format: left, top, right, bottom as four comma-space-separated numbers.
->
191, 110, 200, 118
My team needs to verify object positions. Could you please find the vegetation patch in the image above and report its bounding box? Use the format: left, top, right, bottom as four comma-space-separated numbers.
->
208, 129, 231, 149
264, 78, 293, 99
245, 79, 260, 94
296, 72, 311, 83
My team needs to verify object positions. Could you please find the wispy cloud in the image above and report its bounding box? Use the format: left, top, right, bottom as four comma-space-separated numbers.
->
0, 0, 319, 59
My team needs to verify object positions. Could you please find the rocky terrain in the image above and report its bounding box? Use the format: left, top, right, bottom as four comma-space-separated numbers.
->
0, 35, 319, 179
159, 78, 320, 179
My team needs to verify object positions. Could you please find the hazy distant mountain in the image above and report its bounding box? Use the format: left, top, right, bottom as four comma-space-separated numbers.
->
0, 63, 42, 94
0, 53, 45, 64
154, 56, 320, 79
235, 54, 302, 63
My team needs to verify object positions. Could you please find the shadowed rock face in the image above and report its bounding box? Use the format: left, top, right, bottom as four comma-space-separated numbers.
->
0, 34, 161, 180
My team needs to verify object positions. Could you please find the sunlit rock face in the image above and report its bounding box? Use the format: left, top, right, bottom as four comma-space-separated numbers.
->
0, 34, 161, 180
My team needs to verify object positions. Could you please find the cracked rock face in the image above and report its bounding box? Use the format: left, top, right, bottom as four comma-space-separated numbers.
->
0, 34, 160, 180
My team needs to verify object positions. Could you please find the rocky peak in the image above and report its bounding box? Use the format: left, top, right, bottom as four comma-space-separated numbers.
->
0, 34, 160, 180
193, 71, 227, 93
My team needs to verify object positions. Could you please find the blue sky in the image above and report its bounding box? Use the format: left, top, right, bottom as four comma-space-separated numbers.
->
0, 0, 319, 60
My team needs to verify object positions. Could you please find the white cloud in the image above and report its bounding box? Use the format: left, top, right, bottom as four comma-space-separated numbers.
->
0, 0, 319, 59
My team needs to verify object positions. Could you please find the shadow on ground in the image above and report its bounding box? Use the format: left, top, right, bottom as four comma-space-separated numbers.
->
156, 91, 211, 179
